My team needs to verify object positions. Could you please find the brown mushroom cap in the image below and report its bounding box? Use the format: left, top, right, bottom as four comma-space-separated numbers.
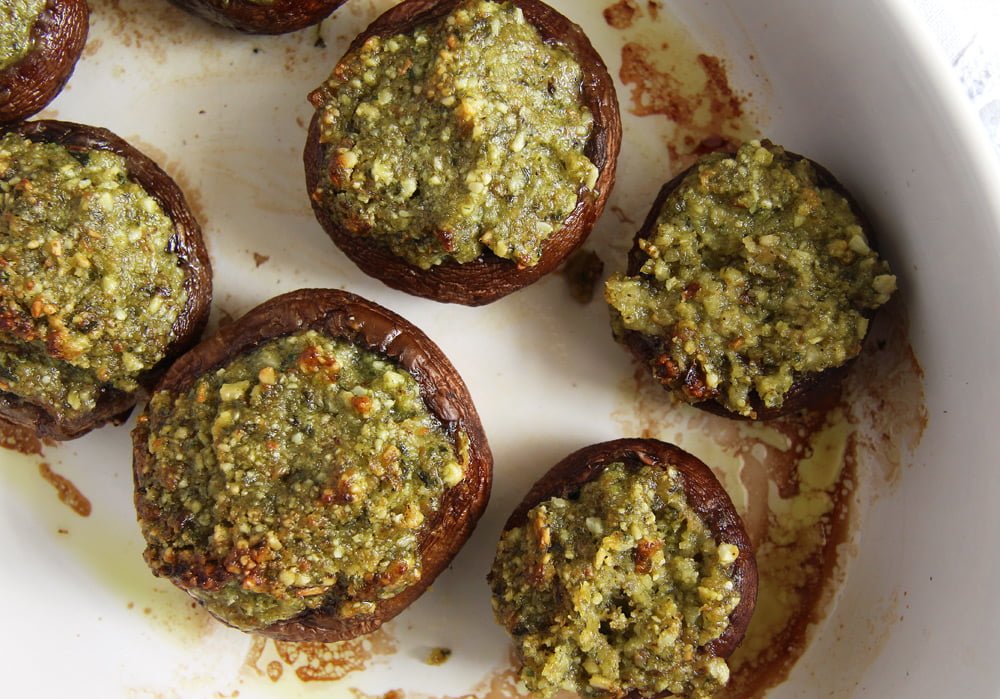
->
0, 0, 89, 124
304, 0, 622, 305
167, 0, 346, 35
498, 438, 757, 662
616, 145, 880, 420
132, 288, 493, 642
0, 120, 213, 440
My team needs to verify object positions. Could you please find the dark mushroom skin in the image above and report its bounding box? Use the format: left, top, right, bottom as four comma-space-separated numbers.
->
498, 438, 757, 668
618, 146, 880, 420
168, 0, 346, 35
132, 288, 493, 642
304, 0, 622, 305
0, 120, 213, 440
0, 0, 89, 124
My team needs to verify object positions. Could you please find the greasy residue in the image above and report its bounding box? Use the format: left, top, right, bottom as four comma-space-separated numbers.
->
613, 300, 924, 697
841, 298, 927, 486
38, 462, 92, 517
350, 648, 528, 699
605, 1, 758, 169
244, 628, 397, 684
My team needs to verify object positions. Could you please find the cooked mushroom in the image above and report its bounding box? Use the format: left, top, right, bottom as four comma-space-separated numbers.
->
167, 0, 345, 35
0, 0, 89, 124
605, 140, 897, 419
0, 119, 212, 440
132, 288, 493, 641
489, 438, 757, 698
304, 0, 621, 305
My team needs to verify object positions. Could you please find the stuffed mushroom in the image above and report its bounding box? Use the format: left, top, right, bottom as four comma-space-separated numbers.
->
305, 0, 621, 305
605, 140, 897, 419
132, 289, 493, 641
0, 119, 212, 440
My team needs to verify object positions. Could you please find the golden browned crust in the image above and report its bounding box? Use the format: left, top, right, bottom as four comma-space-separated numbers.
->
0, 119, 213, 440
304, 0, 622, 305
132, 288, 493, 641
0, 0, 89, 124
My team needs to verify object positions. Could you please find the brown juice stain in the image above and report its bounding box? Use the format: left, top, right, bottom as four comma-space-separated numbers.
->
612, 299, 924, 698
86, 0, 358, 77
38, 462, 92, 517
87, 0, 193, 62
605, 2, 759, 172
603, 0, 640, 29
841, 297, 927, 486
83, 36, 104, 58
620, 43, 749, 166
243, 628, 398, 684
0, 417, 46, 455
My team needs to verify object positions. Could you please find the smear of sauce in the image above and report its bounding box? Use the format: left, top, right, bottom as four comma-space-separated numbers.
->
38, 462, 92, 517
613, 301, 924, 697
244, 628, 397, 684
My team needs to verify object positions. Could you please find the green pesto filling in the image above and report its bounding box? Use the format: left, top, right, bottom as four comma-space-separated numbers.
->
0, 133, 188, 420
313, 0, 597, 269
0, 0, 46, 71
139, 330, 466, 631
605, 141, 897, 417
490, 463, 740, 699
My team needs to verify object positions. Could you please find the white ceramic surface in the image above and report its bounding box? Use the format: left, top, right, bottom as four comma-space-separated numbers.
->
1, 0, 998, 697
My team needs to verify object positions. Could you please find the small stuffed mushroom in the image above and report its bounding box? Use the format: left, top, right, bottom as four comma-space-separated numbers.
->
605, 140, 898, 420
489, 439, 757, 698
0, 0, 89, 123
0, 120, 212, 440
132, 289, 493, 641
305, 0, 621, 305
168, 0, 346, 35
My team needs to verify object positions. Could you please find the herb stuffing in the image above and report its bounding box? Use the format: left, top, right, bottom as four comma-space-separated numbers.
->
137, 330, 467, 631
311, 0, 598, 269
605, 140, 897, 417
0, 132, 187, 420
